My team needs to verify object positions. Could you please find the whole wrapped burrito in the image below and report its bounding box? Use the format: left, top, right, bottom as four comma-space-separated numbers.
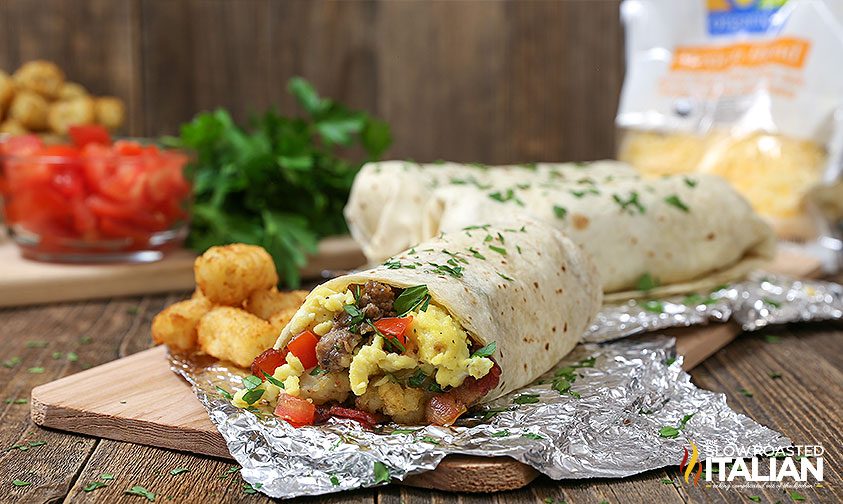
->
345, 161, 776, 300
233, 217, 601, 426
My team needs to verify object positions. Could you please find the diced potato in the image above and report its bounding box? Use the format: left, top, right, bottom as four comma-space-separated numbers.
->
9, 90, 48, 130
47, 96, 96, 135
151, 297, 212, 351
197, 307, 278, 368
13, 60, 64, 99
298, 371, 351, 405
376, 382, 427, 424
244, 288, 307, 320
94, 96, 125, 130
194, 244, 279, 306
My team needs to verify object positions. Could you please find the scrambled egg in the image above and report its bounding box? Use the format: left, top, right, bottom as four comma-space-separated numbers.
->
284, 286, 354, 337
348, 303, 494, 394
230, 353, 305, 407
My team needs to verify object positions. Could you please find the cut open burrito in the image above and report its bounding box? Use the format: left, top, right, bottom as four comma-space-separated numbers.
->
345, 161, 776, 300
233, 217, 601, 426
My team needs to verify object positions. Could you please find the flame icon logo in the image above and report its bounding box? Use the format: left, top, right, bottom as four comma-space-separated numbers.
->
679, 440, 703, 485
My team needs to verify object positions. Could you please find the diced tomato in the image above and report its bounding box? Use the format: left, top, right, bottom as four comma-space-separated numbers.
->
286, 330, 319, 370
98, 217, 151, 245
69, 124, 111, 148
2, 135, 43, 157
40, 145, 81, 158
70, 197, 98, 239
251, 348, 289, 379
373, 316, 413, 347
85, 195, 137, 220
274, 394, 316, 427
113, 140, 144, 156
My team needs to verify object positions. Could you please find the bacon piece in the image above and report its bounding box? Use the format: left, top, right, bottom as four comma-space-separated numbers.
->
314, 404, 385, 428
425, 362, 501, 426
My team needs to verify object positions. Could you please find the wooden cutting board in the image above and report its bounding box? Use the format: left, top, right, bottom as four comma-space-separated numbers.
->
0, 235, 365, 307
28, 249, 823, 493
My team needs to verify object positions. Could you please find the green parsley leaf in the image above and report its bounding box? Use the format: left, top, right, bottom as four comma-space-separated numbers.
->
215, 386, 233, 400
242, 388, 264, 405
242, 375, 262, 390
658, 426, 680, 438
488, 245, 507, 256
470, 342, 496, 358
28, 367, 44, 374
664, 195, 690, 212
330, 474, 340, 486
242, 482, 262, 495
80, 335, 93, 344
764, 334, 781, 344
739, 388, 754, 398
553, 205, 567, 219
101, 473, 115, 480
763, 297, 782, 308
683, 293, 717, 306
4, 398, 27, 405
262, 371, 286, 388
612, 191, 646, 214
513, 393, 540, 405
84, 481, 108, 492
429, 262, 464, 278
665, 357, 676, 366
467, 247, 486, 259
169, 468, 189, 476
643, 300, 664, 313
552, 379, 571, 394
27, 441, 46, 448
748, 496, 761, 502
389, 428, 418, 435
769, 371, 783, 379
218, 466, 239, 479
522, 433, 545, 440
2, 356, 21, 368
497, 272, 515, 282
12, 479, 31, 487
66, 352, 78, 362
635, 273, 658, 291
373, 461, 391, 484
789, 491, 805, 501
393, 285, 431, 316
678, 414, 695, 429
26, 340, 48, 348
419, 436, 439, 445
125, 485, 155, 501
51, 352, 62, 360
684, 177, 698, 188
491, 430, 510, 438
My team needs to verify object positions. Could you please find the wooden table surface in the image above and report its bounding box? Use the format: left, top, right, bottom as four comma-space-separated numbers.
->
1, 292, 841, 504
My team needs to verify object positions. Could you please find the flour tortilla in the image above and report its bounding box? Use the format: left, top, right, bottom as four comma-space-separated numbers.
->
345, 161, 776, 298
275, 216, 602, 402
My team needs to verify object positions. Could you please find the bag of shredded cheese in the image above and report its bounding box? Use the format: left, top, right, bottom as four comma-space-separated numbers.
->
617, 0, 843, 239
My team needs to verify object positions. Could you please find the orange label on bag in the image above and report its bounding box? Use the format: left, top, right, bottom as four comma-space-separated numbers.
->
671, 37, 811, 72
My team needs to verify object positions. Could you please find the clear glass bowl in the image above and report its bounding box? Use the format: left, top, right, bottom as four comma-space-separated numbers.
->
0, 139, 192, 263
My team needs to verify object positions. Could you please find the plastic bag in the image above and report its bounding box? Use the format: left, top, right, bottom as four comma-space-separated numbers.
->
617, 0, 843, 239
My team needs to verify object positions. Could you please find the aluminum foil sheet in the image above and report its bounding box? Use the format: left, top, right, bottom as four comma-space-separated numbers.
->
584, 274, 843, 342
170, 336, 789, 499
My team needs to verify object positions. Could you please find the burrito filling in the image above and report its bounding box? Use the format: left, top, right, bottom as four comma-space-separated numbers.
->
235, 281, 498, 426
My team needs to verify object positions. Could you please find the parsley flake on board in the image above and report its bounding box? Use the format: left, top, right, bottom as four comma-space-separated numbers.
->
27, 367, 44, 374
2, 357, 21, 368
373, 461, 391, 484
664, 195, 690, 212
84, 481, 108, 492
26, 340, 48, 348
101, 473, 115, 480
218, 466, 239, 479
12, 479, 31, 487
169, 468, 189, 476
125, 485, 155, 501
739, 388, 754, 398
764, 334, 781, 344
393, 285, 431, 316
243, 483, 263, 495
770, 371, 783, 379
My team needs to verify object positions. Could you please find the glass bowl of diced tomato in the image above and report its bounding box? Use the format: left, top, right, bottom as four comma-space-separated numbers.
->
0, 125, 192, 263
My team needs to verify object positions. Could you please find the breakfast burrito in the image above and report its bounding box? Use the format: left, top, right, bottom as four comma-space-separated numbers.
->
345, 161, 776, 300
231, 217, 601, 426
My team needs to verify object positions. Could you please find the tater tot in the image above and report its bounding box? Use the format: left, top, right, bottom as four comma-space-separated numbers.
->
244, 288, 308, 320
13, 60, 64, 99
9, 90, 48, 130
47, 96, 96, 134
197, 307, 279, 368
194, 244, 279, 306
151, 297, 212, 351
0, 71, 14, 109
0, 119, 27, 135
58, 81, 88, 100
94, 96, 125, 130
268, 306, 299, 333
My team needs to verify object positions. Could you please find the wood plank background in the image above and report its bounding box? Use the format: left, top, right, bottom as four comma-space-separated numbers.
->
0, 0, 624, 164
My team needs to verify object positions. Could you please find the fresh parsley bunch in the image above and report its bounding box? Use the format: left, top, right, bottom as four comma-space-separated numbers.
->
171, 77, 391, 287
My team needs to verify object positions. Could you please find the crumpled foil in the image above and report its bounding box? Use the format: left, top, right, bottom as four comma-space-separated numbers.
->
584, 274, 843, 342
170, 336, 789, 499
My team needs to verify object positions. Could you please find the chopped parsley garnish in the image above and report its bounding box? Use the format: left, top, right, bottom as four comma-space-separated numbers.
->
242, 375, 262, 390
471, 342, 496, 358
125, 485, 155, 501
762, 297, 781, 308
80, 335, 93, 344
478, 406, 511, 421
635, 273, 658, 291
309, 367, 328, 376
738, 388, 753, 398
661, 478, 673, 485
764, 334, 781, 344
101, 474, 115, 480
343, 304, 366, 329
463, 224, 491, 231
516, 245, 522, 254
28, 367, 44, 374
769, 371, 783, 379
215, 386, 233, 400
12, 479, 31, 487
429, 262, 464, 278
468, 247, 486, 259
390, 428, 418, 435
665, 357, 676, 366
66, 352, 78, 362
684, 177, 698, 188
643, 300, 664, 314
330, 475, 340, 486
748, 496, 761, 502
664, 195, 690, 212
497, 272, 514, 282
570, 188, 599, 198
262, 371, 285, 388
26, 340, 48, 348
4, 398, 28, 404
488, 188, 524, 206
373, 461, 391, 484
522, 433, 544, 440
612, 192, 646, 214
552, 378, 571, 394
2, 357, 21, 368
242, 388, 264, 405
488, 245, 507, 256
383, 258, 415, 269
84, 481, 108, 492
491, 430, 510, 437
392, 285, 430, 317
790, 491, 806, 501
678, 414, 694, 429
658, 426, 680, 439
513, 393, 540, 405
243, 482, 263, 494
52, 352, 62, 360
218, 466, 239, 479
420, 436, 440, 444
407, 369, 428, 388
683, 293, 717, 306
169, 468, 189, 476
